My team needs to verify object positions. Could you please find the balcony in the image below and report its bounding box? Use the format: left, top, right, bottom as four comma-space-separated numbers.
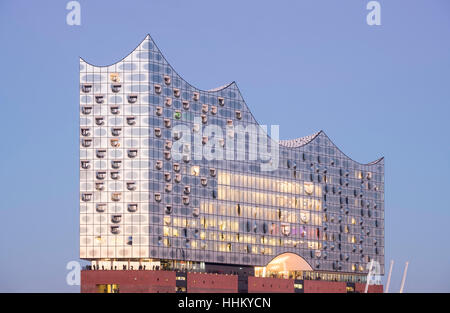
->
164, 172, 171, 182
182, 101, 190, 110
95, 117, 104, 126
164, 151, 171, 160
165, 97, 172, 107
128, 203, 138, 212
80, 160, 90, 169
154, 84, 162, 94
174, 174, 181, 183
165, 205, 173, 214
111, 127, 122, 136
111, 215, 122, 223
192, 207, 200, 217
110, 105, 120, 115
155, 160, 163, 170
173, 163, 180, 172
202, 104, 208, 113
193, 92, 199, 101
127, 94, 138, 104
110, 139, 120, 148
95, 94, 104, 104
95, 182, 105, 191
81, 193, 92, 202
164, 75, 171, 85
209, 168, 216, 177
96, 203, 106, 213
127, 149, 138, 158
126, 116, 136, 125
110, 226, 120, 234
154, 193, 162, 202
154, 127, 162, 137
96, 149, 106, 158
81, 138, 92, 148
218, 97, 225, 106
96, 171, 106, 180
81, 106, 92, 115
165, 183, 172, 193
111, 84, 121, 93
110, 171, 120, 180
81, 84, 92, 93
164, 118, 171, 128
173, 88, 180, 98
155, 106, 163, 116
80, 127, 90, 137
111, 193, 121, 202
211, 106, 217, 115
126, 181, 136, 191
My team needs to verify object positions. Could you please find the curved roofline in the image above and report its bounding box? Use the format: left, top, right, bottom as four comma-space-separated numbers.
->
230, 83, 384, 166
318, 131, 384, 166
279, 131, 322, 148
80, 34, 384, 166
264, 251, 314, 270
80, 34, 234, 93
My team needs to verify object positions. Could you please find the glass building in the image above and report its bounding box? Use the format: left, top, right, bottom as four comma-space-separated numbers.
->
79, 35, 384, 281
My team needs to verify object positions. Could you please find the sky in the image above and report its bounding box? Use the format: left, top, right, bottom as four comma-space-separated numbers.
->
0, 0, 449, 292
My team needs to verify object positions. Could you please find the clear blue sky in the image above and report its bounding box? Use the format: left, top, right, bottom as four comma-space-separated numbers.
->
0, 0, 449, 292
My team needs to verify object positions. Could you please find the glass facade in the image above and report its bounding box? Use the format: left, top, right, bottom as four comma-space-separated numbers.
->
79, 35, 384, 275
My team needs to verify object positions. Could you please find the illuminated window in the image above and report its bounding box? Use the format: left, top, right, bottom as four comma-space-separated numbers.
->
97, 284, 119, 293
190, 166, 200, 176
304, 182, 314, 195
110, 73, 120, 82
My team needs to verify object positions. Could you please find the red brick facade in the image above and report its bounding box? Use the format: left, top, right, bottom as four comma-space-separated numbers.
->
187, 272, 238, 293
81, 270, 176, 293
81, 270, 382, 293
248, 277, 294, 293
355, 283, 384, 293
304, 280, 347, 293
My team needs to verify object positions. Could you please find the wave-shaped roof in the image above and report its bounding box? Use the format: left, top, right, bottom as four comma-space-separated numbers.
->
80, 34, 383, 166
279, 132, 322, 148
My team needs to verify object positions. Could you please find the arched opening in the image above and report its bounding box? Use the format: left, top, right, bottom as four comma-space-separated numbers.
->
255, 253, 313, 279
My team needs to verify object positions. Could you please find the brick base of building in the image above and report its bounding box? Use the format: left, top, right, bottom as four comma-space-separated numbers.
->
81, 270, 383, 293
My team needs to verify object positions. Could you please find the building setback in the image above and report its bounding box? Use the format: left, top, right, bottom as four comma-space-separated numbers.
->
79, 34, 384, 293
